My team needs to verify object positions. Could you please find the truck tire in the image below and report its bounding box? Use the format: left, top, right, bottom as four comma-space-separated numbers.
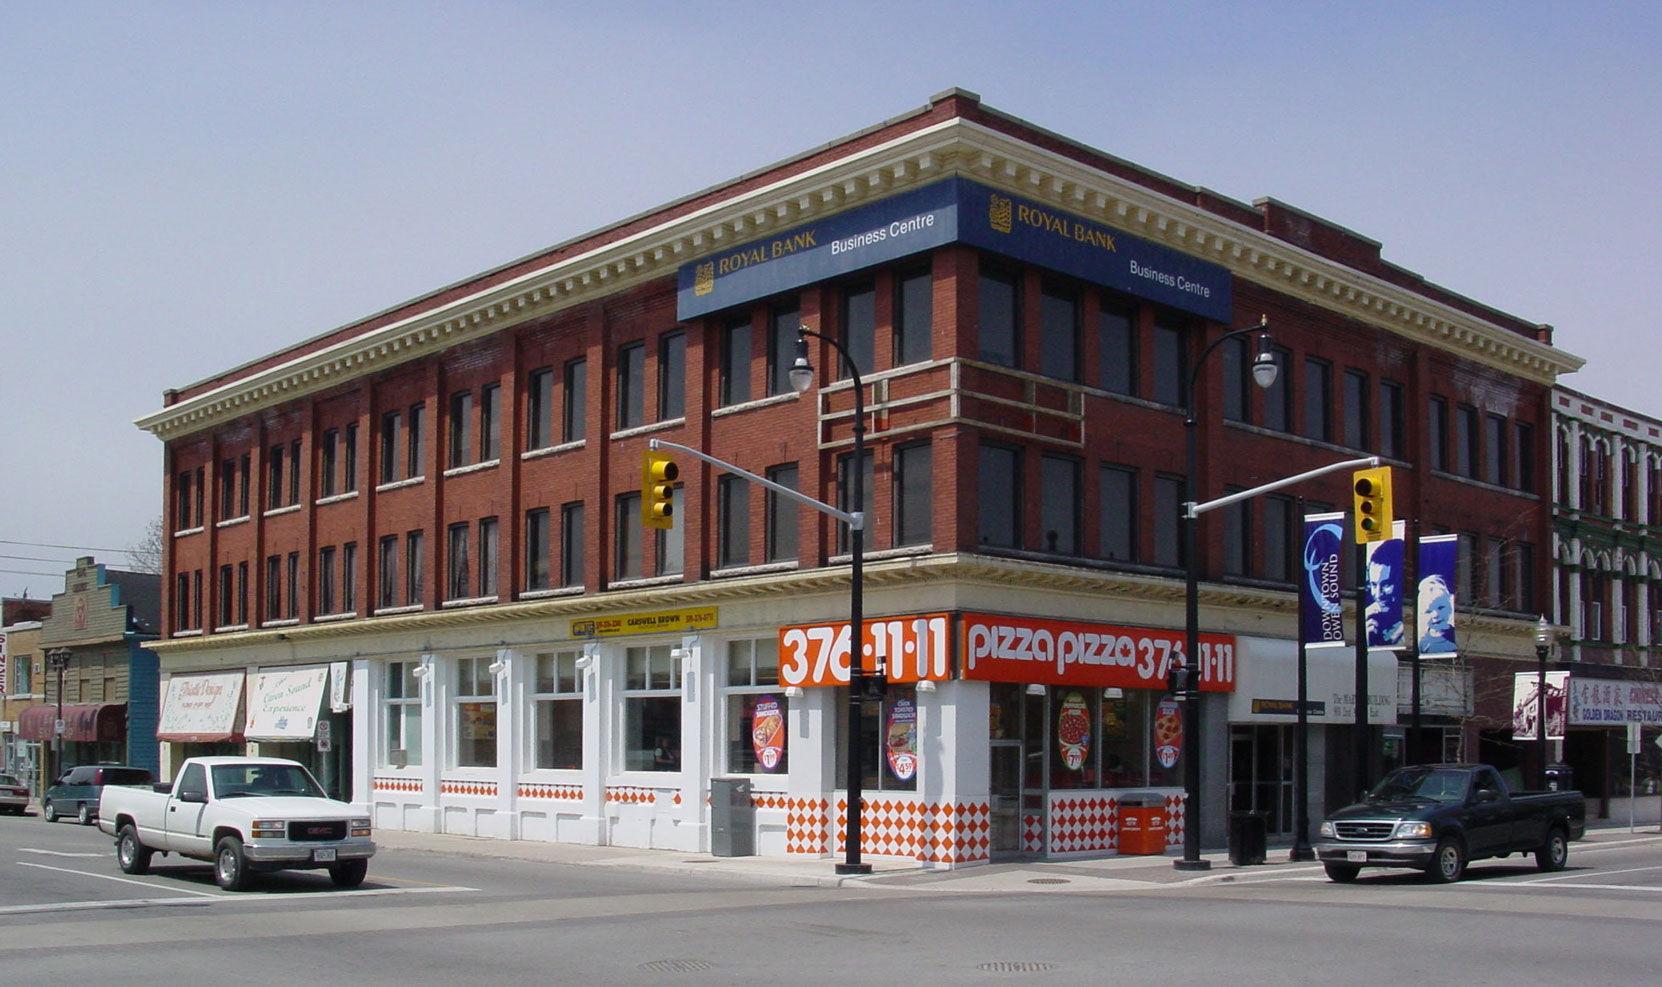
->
215, 836, 253, 891
1323, 863, 1361, 883
42, 799, 58, 823
1535, 826, 1569, 872
330, 859, 368, 888
78, 803, 94, 826
1426, 837, 1467, 883
118, 825, 153, 875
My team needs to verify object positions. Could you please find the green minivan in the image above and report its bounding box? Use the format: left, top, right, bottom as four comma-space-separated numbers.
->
43, 764, 155, 825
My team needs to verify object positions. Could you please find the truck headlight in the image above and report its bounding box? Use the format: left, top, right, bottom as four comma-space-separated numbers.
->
1318, 820, 1335, 838
252, 819, 285, 838
350, 817, 372, 838
1394, 821, 1433, 839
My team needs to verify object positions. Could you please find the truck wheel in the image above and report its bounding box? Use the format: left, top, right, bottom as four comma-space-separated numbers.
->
118, 825, 153, 875
1535, 826, 1569, 872
78, 803, 94, 826
330, 860, 368, 888
42, 799, 58, 823
1426, 837, 1467, 883
214, 836, 252, 891
1323, 863, 1361, 883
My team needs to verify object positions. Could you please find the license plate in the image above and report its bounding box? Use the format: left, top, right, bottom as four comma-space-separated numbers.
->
313, 848, 337, 863
1346, 850, 1367, 863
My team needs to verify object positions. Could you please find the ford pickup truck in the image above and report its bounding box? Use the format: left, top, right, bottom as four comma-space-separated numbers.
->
97, 756, 374, 890
1314, 763, 1585, 883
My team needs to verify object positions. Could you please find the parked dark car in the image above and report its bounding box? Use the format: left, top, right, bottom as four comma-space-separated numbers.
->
42, 764, 155, 825
1314, 763, 1585, 883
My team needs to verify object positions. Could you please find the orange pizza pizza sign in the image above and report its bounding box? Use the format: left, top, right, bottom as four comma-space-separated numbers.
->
778, 613, 951, 688
961, 613, 1235, 691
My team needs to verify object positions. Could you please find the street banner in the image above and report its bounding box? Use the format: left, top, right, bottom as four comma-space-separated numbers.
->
1300, 513, 1347, 649
885, 698, 918, 782
1364, 520, 1408, 650
1416, 534, 1459, 656
1513, 671, 1569, 740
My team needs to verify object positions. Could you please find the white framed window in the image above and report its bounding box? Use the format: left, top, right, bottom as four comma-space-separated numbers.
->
622, 645, 681, 772
725, 638, 786, 774
454, 656, 497, 768
384, 660, 423, 767
532, 650, 583, 770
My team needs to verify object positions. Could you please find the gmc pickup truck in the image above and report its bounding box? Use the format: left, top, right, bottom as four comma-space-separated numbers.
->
1315, 763, 1585, 883
97, 756, 374, 890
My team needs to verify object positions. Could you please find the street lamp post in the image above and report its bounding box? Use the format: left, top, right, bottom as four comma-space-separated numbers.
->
1176, 318, 1277, 872
1534, 615, 1552, 790
790, 326, 873, 876
45, 648, 72, 784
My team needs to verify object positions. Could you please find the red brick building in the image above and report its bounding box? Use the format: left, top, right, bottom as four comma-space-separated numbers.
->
136, 89, 1580, 864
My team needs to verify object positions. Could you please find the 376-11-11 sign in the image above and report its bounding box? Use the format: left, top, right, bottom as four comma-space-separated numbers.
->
779, 614, 951, 688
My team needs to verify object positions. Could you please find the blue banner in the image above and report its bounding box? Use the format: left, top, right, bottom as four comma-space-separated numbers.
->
677, 177, 1233, 323
1416, 534, 1459, 657
1301, 513, 1346, 649
1364, 520, 1408, 651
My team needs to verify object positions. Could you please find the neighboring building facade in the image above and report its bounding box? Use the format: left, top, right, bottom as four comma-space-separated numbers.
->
1548, 387, 1662, 809
2, 597, 53, 796
136, 89, 1580, 864
21, 559, 162, 788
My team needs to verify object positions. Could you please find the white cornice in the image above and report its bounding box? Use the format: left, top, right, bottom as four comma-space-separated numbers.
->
137, 117, 1582, 440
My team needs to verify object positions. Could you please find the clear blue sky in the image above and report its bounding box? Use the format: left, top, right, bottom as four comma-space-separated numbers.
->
3, 1, 1657, 600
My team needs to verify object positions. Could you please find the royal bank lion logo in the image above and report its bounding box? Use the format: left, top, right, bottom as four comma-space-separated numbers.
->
989, 194, 1013, 234
692, 260, 715, 297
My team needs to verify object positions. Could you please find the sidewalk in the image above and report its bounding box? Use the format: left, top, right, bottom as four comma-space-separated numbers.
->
373, 815, 1662, 892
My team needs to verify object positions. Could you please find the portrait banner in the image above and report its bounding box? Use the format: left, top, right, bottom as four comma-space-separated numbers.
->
1416, 534, 1459, 657
1364, 520, 1408, 650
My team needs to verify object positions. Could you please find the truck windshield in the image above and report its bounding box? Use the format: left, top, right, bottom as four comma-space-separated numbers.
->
1368, 767, 1469, 803
211, 763, 327, 799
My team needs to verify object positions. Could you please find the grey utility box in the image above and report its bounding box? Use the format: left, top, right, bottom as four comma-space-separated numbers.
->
710, 777, 755, 857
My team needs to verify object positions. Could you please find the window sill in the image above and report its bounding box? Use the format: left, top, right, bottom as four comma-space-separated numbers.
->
260, 618, 300, 629
171, 628, 204, 638
173, 526, 205, 538
316, 490, 360, 507
373, 604, 425, 617
215, 516, 251, 529
443, 459, 500, 479
609, 575, 683, 590
519, 586, 586, 600
711, 561, 799, 579
522, 439, 585, 461
376, 476, 426, 493
314, 611, 360, 623
610, 418, 686, 441
263, 504, 302, 518
712, 392, 798, 418
442, 595, 500, 609
212, 624, 250, 634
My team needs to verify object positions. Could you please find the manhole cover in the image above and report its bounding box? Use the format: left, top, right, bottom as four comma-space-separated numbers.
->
1025, 877, 1070, 885
638, 959, 717, 973
978, 961, 1057, 973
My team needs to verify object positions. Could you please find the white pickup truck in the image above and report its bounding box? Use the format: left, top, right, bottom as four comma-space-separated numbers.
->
97, 756, 375, 890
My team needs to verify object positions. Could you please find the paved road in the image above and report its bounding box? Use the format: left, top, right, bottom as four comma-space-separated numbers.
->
3, 813, 1658, 985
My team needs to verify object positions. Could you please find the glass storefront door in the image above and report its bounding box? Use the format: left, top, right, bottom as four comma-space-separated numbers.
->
1229, 724, 1293, 834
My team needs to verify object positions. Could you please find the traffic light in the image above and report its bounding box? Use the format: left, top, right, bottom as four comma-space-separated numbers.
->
642, 451, 678, 530
1166, 660, 1192, 697
1352, 466, 1394, 543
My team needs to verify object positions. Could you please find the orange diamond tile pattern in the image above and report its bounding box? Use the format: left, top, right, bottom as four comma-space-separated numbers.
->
827, 798, 991, 864
516, 783, 584, 801
372, 776, 421, 794
439, 779, 499, 798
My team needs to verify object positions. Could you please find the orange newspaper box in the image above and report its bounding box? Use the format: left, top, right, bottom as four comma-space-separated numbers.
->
1118, 795, 1168, 855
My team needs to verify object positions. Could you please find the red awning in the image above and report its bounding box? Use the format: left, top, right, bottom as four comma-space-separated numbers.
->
16, 704, 126, 742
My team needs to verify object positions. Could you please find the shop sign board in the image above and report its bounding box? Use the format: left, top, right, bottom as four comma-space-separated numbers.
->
571, 607, 718, 639
960, 613, 1235, 691
245, 664, 330, 742
157, 670, 247, 743
778, 613, 950, 688
1513, 671, 1570, 741
1568, 676, 1662, 726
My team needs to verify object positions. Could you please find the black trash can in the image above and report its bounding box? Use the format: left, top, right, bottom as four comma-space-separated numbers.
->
1228, 810, 1267, 866
710, 777, 754, 857
1544, 763, 1575, 792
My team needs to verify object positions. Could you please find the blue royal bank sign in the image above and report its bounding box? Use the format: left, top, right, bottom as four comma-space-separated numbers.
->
677, 177, 1233, 324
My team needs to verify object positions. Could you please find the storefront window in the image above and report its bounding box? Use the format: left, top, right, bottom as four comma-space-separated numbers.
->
833, 686, 919, 792
623, 645, 681, 772
1098, 689, 1180, 789
455, 656, 497, 768
384, 660, 422, 767
725, 638, 785, 774
533, 651, 583, 770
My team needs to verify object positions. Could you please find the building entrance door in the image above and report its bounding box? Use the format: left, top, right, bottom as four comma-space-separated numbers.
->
990, 740, 1023, 854
1229, 725, 1292, 835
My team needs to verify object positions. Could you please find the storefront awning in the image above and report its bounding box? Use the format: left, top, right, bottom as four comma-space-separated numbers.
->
157, 670, 246, 743
17, 703, 127, 742
244, 664, 330, 742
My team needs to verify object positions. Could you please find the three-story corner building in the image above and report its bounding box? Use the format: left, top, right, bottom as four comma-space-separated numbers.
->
135, 89, 1581, 865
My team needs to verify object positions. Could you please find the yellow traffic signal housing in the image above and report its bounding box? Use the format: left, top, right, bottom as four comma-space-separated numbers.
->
642, 452, 679, 530
1352, 466, 1394, 543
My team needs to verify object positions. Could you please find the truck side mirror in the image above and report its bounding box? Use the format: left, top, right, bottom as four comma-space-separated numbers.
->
1475, 788, 1500, 803
176, 788, 208, 804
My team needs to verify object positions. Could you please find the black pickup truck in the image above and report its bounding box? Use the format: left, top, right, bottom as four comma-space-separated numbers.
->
1314, 763, 1586, 883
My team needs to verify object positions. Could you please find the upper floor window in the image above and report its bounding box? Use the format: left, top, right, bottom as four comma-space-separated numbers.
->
560, 502, 585, 588
479, 384, 500, 462
1378, 380, 1404, 460
525, 508, 550, 591
617, 341, 645, 430
1262, 345, 1293, 433
321, 430, 340, 497
1152, 473, 1184, 568
563, 358, 587, 442
1151, 315, 1187, 407
1484, 414, 1507, 487
894, 268, 933, 366
1220, 335, 1248, 423
978, 444, 1022, 549
1099, 463, 1136, 563
448, 391, 474, 467
1039, 454, 1081, 555
1513, 421, 1535, 495
659, 331, 686, 421
766, 464, 800, 562
894, 443, 932, 549
720, 315, 751, 406
978, 267, 1020, 368
1098, 300, 1136, 397
1304, 358, 1331, 443
1343, 369, 1369, 450
1428, 396, 1449, 472
380, 411, 401, 483
527, 366, 555, 450
767, 305, 800, 397
1039, 281, 1079, 382
841, 281, 875, 380
615, 493, 642, 581
1456, 404, 1480, 478
718, 474, 749, 569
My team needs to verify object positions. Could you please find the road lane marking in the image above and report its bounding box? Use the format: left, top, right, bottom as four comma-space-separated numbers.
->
18, 848, 104, 858
19, 861, 220, 896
